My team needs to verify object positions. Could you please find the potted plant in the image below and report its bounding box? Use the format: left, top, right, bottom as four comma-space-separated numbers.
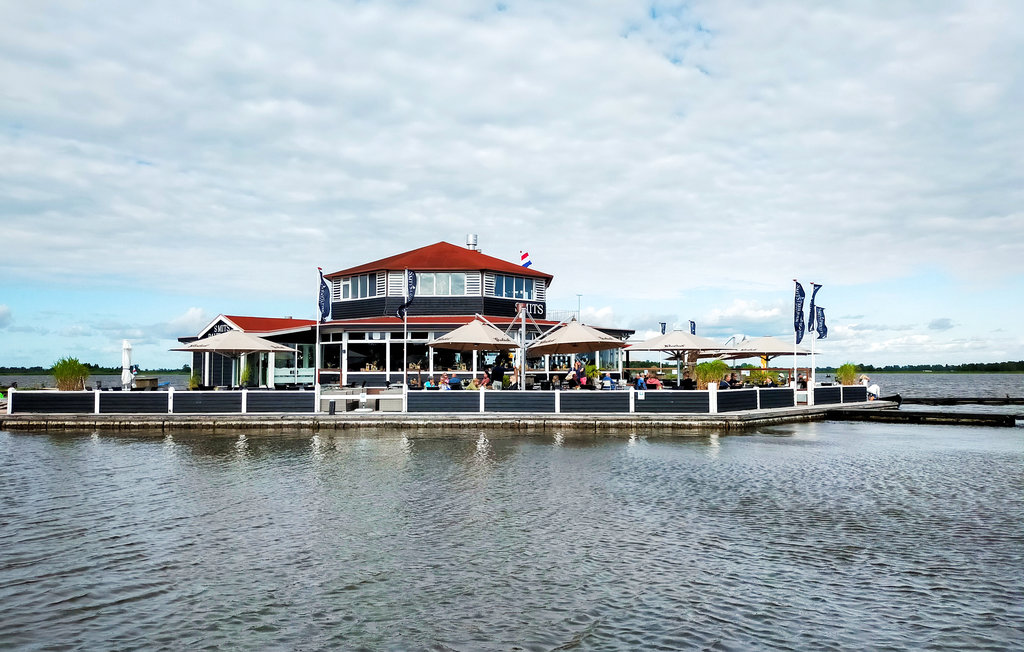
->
694, 360, 729, 390
52, 356, 89, 391
835, 363, 858, 386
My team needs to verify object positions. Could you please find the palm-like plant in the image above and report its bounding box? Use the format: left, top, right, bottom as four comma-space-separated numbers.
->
695, 360, 729, 390
835, 363, 858, 385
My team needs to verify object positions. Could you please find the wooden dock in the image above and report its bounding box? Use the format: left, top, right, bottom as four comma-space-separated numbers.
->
826, 408, 1021, 427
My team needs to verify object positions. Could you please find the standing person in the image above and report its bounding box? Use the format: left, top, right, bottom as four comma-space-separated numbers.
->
490, 359, 506, 389
572, 359, 584, 385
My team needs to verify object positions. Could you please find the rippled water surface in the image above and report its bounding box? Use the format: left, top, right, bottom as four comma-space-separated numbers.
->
2, 424, 1022, 651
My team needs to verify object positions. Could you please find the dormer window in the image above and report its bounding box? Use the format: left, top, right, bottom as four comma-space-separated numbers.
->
341, 273, 377, 300
494, 274, 535, 300
417, 272, 467, 296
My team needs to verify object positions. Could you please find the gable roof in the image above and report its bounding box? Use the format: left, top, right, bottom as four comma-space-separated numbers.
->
196, 315, 316, 337
325, 241, 553, 282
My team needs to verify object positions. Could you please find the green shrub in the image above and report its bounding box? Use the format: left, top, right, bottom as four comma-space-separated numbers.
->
52, 356, 89, 391
836, 363, 858, 386
189, 372, 202, 390
694, 360, 729, 390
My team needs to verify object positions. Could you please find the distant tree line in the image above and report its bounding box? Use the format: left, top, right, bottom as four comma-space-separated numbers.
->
1, 363, 192, 374
821, 361, 1024, 373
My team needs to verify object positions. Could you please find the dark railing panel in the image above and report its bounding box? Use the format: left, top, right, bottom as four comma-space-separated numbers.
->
484, 392, 555, 413
11, 392, 94, 414
560, 392, 629, 414
635, 391, 710, 414
759, 388, 795, 409
814, 386, 842, 405
718, 389, 758, 412
174, 392, 244, 414
247, 392, 316, 413
842, 386, 868, 403
101, 393, 168, 414
407, 392, 479, 413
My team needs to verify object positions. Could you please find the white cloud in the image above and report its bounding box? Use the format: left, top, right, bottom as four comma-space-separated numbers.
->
1, 1, 1022, 367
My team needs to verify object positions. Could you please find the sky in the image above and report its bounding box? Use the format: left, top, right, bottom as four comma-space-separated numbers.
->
2, 1, 1023, 370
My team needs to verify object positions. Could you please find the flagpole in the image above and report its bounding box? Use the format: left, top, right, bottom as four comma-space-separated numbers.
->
403, 268, 409, 388
315, 268, 323, 397
793, 279, 798, 388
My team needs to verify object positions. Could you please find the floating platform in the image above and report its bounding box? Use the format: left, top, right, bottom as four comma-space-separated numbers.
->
2, 401, 903, 435
826, 407, 1021, 427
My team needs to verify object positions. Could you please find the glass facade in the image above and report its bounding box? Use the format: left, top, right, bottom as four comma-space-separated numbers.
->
493, 274, 534, 300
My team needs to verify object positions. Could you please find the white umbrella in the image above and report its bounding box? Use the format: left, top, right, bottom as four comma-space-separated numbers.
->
626, 330, 734, 386
121, 340, 134, 390
720, 336, 809, 365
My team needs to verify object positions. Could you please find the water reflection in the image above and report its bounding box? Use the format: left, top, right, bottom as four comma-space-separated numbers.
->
1, 425, 1021, 651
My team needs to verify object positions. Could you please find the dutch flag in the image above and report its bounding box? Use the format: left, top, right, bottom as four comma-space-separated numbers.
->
520, 251, 532, 268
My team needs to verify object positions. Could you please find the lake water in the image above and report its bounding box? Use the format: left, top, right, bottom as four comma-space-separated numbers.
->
1, 421, 1021, 650
0, 374, 192, 391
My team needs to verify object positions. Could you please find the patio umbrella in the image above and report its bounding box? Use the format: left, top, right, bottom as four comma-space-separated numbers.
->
626, 330, 734, 385
121, 339, 134, 390
527, 320, 627, 356
171, 330, 297, 386
719, 336, 809, 366
428, 318, 520, 352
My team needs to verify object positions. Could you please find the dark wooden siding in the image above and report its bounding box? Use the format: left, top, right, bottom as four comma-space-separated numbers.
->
759, 388, 795, 409
484, 392, 555, 413
718, 390, 758, 412
11, 392, 94, 414
842, 386, 868, 402
814, 387, 842, 405
407, 391, 480, 413
560, 392, 629, 413
247, 392, 316, 413
636, 391, 710, 413
173, 392, 244, 414
210, 354, 233, 387
100, 393, 168, 414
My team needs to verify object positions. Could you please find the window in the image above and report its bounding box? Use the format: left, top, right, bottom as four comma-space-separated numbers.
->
493, 274, 534, 300
340, 273, 377, 300
416, 272, 467, 297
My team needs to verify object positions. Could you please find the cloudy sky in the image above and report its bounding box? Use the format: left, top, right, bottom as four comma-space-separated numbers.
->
2, 1, 1022, 370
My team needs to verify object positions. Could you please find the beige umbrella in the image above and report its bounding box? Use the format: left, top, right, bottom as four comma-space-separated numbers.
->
172, 330, 297, 386
172, 330, 297, 355
428, 318, 520, 352
527, 320, 626, 356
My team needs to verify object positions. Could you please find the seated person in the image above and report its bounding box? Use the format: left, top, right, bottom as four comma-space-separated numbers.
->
797, 374, 808, 390
439, 373, 451, 390
646, 374, 663, 389
761, 376, 776, 387
719, 375, 730, 390
635, 375, 647, 390
467, 378, 480, 390
424, 376, 435, 389
601, 372, 614, 389
566, 370, 580, 389
728, 373, 743, 389
680, 371, 697, 390
479, 372, 491, 388
508, 368, 520, 390
448, 373, 463, 389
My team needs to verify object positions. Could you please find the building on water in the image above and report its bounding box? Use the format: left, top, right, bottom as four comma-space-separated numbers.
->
179, 238, 633, 388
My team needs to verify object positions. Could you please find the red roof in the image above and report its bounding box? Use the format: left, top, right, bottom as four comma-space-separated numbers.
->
222, 315, 317, 333
326, 241, 553, 282
326, 315, 563, 328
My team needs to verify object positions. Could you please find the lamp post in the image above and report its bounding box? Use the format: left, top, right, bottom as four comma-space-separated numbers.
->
576, 294, 582, 320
